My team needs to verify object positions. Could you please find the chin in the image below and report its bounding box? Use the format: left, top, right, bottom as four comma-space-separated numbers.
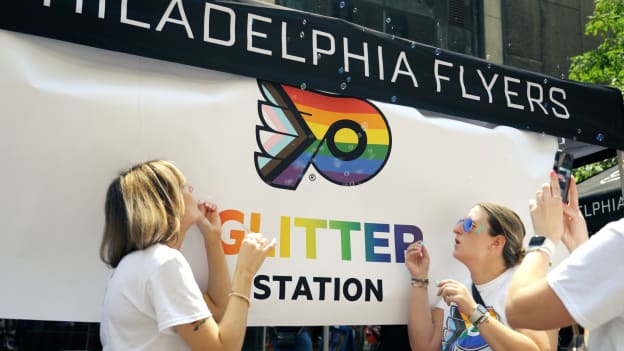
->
452, 250, 465, 264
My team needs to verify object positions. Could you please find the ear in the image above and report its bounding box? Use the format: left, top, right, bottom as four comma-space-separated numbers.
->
491, 234, 506, 249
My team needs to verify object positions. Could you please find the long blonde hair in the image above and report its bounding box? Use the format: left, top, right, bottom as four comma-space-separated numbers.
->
100, 160, 186, 268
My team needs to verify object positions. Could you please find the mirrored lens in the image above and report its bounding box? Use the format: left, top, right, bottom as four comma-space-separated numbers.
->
463, 217, 473, 232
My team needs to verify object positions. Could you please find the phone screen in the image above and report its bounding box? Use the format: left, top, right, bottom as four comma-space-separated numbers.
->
553, 150, 574, 202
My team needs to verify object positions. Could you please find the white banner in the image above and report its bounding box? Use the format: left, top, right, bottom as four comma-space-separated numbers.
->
0, 30, 558, 325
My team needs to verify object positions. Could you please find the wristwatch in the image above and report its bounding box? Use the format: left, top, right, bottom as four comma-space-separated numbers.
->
468, 304, 488, 325
527, 235, 556, 257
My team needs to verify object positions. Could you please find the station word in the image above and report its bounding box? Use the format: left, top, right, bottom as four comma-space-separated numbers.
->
254, 275, 383, 302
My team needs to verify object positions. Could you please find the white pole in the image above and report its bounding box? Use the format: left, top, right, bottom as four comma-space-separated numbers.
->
618, 150, 624, 214
323, 325, 330, 351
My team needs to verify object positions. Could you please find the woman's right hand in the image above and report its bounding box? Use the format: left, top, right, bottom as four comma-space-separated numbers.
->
529, 172, 565, 245
234, 233, 276, 278
405, 241, 430, 278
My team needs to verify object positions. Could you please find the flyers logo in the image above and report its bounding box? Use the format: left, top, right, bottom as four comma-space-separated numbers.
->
255, 81, 392, 190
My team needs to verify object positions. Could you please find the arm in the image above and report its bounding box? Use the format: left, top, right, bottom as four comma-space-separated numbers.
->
177, 233, 276, 351
196, 202, 231, 321
202, 243, 230, 322
437, 280, 556, 351
405, 242, 443, 351
472, 315, 556, 351
506, 251, 575, 329
407, 288, 444, 351
506, 171, 578, 329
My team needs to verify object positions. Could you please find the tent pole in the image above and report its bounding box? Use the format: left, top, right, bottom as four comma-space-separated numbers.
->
618, 150, 624, 201
323, 326, 329, 351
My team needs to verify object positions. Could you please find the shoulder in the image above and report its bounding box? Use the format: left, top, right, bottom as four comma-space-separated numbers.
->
478, 268, 516, 295
122, 244, 188, 276
564, 219, 624, 265
150, 244, 186, 261
596, 218, 624, 239
134, 243, 185, 265
501, 266, 517, 283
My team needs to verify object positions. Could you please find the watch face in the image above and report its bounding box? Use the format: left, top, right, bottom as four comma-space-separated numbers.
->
477, 304, 488, 315
529, 236, 546, 247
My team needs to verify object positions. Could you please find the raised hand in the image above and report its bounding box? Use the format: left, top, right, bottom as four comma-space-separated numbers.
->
405, 241, 430, 279
437, 279, 477, 316
560, 176, 589, 252
235, 233, 276, 277
529, 171, 564, 244
196, 201, 223, 245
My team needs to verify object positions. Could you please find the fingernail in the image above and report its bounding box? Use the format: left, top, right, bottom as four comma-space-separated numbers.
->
550, 170, 556, 177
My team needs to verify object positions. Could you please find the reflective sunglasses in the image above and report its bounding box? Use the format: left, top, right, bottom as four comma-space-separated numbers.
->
456, 217, 485, 235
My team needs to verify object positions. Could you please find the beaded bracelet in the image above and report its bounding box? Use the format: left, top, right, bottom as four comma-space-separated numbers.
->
228, 291, 251, 307
410, 277, 429, 288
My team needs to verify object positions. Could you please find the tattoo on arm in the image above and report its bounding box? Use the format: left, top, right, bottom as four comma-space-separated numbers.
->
191, 318, 207, 332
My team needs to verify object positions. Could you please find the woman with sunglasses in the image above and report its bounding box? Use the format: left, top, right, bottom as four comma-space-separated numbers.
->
99, 160, 275, 351
404, 202, 557, 351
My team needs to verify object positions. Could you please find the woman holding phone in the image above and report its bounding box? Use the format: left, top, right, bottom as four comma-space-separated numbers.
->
404, 202, 558, 351
507, 171, 623, 350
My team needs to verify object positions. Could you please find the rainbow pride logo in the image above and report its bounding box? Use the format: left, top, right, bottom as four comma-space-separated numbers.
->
255, 81, 392, 190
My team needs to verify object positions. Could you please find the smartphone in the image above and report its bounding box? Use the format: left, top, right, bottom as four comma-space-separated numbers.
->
553, 150, 574, 203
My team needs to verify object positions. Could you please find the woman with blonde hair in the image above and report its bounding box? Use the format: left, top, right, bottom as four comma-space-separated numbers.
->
405, 202, 557, 351
99, 160, 274, 351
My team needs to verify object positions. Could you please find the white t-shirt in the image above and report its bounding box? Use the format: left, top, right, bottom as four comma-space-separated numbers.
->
436, 267, 516, 351
100, 244, 211, 351
547, 218, 624, 350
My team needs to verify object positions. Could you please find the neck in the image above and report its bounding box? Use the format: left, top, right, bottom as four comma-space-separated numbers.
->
166, 226, 190, 250
467, 259, 508, 285
165, 236, 181, 250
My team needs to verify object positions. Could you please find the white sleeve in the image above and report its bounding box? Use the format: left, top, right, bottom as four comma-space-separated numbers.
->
546, 220, 624, 329
147, 253, 212, 332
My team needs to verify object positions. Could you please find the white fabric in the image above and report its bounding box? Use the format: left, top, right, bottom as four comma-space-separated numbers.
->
547, 218, 624, 351
100, 244, 211, 351
0, 29, 557, 325
435, 267, 516, 351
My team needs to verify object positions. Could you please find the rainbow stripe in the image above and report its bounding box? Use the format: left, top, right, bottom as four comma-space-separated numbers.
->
255, 81, 391, 189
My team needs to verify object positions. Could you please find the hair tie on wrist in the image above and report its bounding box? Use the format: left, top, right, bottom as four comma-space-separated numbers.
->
228, 291, 251, 307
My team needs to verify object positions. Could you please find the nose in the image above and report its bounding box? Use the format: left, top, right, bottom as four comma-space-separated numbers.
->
452, 221, 463, 235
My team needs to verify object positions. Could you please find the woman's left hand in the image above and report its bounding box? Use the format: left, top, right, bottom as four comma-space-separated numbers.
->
437, 279, 477, 316
560, 176, 589, 252
196, 201, 223, 244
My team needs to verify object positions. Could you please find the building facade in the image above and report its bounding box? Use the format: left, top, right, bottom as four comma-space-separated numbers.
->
261, 0, 599, 79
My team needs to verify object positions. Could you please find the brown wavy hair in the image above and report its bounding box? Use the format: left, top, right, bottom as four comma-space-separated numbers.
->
477, 202, 527, 268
